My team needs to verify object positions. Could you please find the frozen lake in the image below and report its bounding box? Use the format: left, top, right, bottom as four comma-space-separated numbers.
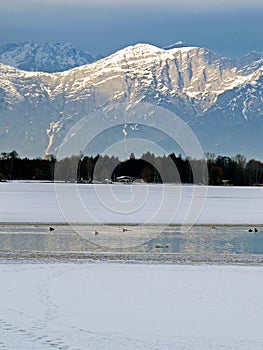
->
1, 183, 263, 349
0, 182, 263, 224
1, 182, 263, 262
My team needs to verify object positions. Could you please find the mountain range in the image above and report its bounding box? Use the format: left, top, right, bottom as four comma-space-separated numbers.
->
0, 42, 262, 159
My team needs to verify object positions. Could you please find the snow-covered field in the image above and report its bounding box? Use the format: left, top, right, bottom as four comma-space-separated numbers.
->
0, 182, 263, 224
0, 262, 263, 350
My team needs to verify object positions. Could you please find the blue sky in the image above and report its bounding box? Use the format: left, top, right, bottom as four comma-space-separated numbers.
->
0, 0, 262, 57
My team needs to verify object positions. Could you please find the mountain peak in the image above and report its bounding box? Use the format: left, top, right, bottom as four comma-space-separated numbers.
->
0, 41, 101, 73
117, 43, 164, 55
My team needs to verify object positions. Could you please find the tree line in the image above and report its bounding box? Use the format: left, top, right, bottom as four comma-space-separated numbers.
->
0, 150, 263, 185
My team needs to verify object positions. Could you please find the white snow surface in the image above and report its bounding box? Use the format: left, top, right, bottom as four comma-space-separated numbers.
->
0, 262, 263, 350
0, 182, 263, 224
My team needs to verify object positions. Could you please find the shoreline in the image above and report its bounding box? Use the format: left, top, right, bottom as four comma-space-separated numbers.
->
1, 251, 263, 266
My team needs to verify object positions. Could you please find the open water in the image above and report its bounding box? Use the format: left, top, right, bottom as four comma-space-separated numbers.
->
0, 224, 263, 263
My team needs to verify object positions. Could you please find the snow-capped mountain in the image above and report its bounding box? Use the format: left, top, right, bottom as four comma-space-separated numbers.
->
0, 43, 262, 158
0, 42, 101, 72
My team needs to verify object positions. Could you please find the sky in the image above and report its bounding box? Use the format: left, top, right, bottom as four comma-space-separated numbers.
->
0, 0, 263, 57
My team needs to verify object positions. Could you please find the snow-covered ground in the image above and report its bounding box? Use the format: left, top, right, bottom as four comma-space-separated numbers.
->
0, 182, 263, 224
0, 262, 263, 350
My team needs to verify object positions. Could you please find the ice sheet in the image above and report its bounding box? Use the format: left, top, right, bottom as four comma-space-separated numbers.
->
0, 182, 263, 224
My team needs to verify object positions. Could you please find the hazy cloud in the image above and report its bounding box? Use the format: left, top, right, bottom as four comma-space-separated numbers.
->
2, 0, 263, 10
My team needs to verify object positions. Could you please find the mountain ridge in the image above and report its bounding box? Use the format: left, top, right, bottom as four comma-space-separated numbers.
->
0, 42, 262, 159
0, 41, 102, 73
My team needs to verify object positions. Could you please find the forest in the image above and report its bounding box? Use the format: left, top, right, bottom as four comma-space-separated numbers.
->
0, 150, 263, 186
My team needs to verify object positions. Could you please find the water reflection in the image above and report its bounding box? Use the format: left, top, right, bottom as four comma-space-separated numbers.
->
152, 226, 263, 255
0, 224, 263, 256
